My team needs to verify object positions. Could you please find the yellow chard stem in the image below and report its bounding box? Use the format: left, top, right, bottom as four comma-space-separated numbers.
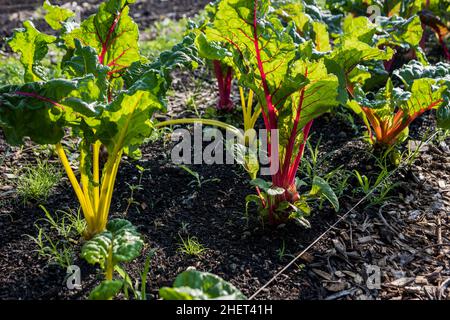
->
240, 87, 248, 126
105, 246, 113, 281
80, 148, 95, 219
55, 143, 94, 226
100, 152, 123, 231
93, 141, 101, 211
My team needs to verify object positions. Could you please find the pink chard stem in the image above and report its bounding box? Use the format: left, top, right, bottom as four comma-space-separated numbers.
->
213, 60, 234, 111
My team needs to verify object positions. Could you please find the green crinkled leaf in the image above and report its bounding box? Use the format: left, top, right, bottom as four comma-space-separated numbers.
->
63, 39, 110, 101
376, 15, 423, 48
195, 33, 232, 61
437, 105, 450, 130
250, 178, 272, 192
89, 280, 123, 300
96, 70, 167, 158
43, 0, 75, 30
159, 269, 246, 300
7, 21, 56, 82
310, 176, 339, 212
331, 38, 394, 74
342, 16, 378, 43
394, 60, 450, 88
312, 21, 331, 52
0, 75, 102, 145
64, 0, 141, 77
267, 187, 285, 196
81, 219, 143, 269
124, 33, 201, 89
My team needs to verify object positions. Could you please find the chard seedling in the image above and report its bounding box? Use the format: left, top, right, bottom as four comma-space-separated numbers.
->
159, 269, 246, 300
347, 61, 449, 149
82, 219, 143, 300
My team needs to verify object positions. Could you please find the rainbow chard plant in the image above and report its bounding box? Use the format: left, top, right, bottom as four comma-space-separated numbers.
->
347, 60, 450, 149
0, 0, 198, 238
195, 0, 341, 225
193, 1, 236, 112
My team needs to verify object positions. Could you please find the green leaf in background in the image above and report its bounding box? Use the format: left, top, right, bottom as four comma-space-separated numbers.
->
89, 280, 123, 300
394, 60, 450, 88
310, 176, 339, 212
195, 33, 232, 61
159, 269, 246, 300
43, 0, 75, 30
376, 15, 423, 48
65, 0, 141, 77
124, 33, 201, 89
437, 105, 450, 130
7, 21, 56, 82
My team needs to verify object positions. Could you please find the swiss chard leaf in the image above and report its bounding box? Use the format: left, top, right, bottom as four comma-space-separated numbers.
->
159, 269, 246, 300
43, 0, 75, 31
81, 219, 143, 269
7, 21, 56, 82
64, 0, 141, 78
89, 280, 123, 300
0, 75, 102, 145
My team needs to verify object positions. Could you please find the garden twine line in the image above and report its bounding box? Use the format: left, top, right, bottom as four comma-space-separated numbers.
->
249, 131, 440, 300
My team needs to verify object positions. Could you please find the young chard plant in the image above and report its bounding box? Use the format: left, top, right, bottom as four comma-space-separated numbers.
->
159, 269, 246, 300
196, 0, 342, 224
194, 1, 235, 112
0, 0, 198, 238
81, 219, 143, 300
347, 60, 449, 150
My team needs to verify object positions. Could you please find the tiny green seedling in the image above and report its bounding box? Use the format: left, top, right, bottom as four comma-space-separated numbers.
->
177, 234, 207, 257
27, 227, 74, 268
178, 165, 220, 188
123, 165, 146, 215
276, 240, 286, 261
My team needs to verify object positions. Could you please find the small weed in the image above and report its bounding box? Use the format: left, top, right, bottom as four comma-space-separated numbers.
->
124, 165, 145, 215
27, 228, 74, 268
16, 160, 62, 203
276, 240, 286, 261
179, 221, 190, 235
26, 206, 86, 268
178, 165, 220, 188
177, 234, 207, 257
